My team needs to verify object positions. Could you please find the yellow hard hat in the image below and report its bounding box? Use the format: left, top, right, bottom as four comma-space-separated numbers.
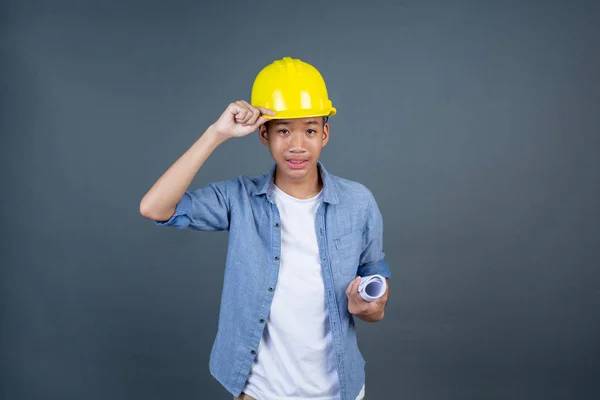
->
251, 57, 336, 120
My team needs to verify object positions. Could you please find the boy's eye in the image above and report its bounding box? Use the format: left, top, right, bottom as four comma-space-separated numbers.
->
277, 129, 317, 135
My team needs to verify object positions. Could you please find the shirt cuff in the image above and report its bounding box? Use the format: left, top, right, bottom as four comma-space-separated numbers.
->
152, 193, 193, 228
357, 259, 391, 280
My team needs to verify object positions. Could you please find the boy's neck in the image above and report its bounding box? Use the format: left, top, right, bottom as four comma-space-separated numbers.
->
273, 166, 323, 200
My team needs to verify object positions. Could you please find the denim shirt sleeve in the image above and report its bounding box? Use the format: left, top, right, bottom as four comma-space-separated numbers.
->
153, 180, 234, 231
357, 193, 392, 280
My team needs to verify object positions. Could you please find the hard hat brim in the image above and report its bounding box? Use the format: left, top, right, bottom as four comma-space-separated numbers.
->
261, 107, 337, 120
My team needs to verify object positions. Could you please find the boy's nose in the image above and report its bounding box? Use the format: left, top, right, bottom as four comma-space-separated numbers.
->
287, 133, 301, 148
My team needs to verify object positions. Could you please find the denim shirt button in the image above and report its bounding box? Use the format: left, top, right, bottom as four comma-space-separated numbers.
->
274, 255, 279, 260
250, 350, 256, 355
259, 318, 265, 323
275, 222, 280, 227
268, 287, 274, 292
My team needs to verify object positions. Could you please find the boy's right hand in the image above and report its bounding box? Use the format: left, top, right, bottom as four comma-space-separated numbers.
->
211, 100, 275, 140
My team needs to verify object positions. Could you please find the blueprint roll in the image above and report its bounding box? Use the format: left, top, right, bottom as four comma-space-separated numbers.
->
358, 274, 387, 302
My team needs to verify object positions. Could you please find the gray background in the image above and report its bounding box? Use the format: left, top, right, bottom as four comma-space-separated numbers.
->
1, 0, 599, 399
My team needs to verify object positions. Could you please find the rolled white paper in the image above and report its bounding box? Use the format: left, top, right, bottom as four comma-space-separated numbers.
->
357, 274, 387, 302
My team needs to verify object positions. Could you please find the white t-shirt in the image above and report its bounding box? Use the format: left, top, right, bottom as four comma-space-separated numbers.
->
242, 185, 365, 400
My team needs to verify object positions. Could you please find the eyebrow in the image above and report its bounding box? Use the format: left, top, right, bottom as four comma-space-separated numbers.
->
274, 120, 320, 126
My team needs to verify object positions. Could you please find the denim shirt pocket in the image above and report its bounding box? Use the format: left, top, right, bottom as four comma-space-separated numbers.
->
332, 230, 363, 277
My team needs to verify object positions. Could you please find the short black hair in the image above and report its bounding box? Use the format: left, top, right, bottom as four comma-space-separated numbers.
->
264, 116, 328, 130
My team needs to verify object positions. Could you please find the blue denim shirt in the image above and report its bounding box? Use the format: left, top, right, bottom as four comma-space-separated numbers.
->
154, 161, 391, 400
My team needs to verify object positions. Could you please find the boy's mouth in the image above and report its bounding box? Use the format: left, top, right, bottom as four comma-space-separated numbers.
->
286, 159, 308, 169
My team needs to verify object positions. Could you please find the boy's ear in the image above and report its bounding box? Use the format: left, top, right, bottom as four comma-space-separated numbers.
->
258, 124, 269, 146
322, 121, 330, 147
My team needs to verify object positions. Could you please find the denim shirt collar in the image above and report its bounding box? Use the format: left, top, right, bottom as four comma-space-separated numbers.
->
254, 160, 340, 204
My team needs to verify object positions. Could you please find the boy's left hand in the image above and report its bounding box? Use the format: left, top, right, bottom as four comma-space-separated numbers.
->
345, 276, 389, 322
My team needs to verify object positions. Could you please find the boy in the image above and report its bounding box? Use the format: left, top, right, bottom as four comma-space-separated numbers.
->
140, 57, 391, 400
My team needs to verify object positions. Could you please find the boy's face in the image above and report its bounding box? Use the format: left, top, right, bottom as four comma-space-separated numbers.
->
258, 116, 329, 181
